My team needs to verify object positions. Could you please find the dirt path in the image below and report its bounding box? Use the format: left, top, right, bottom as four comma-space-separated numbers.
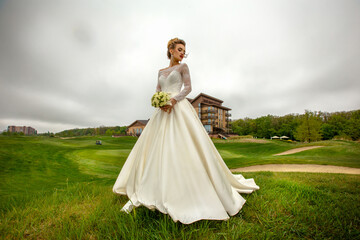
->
274, 146, 324, 156
231, 164, 360, 175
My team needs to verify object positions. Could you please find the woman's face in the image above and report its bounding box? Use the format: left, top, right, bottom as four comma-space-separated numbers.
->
170, 44, 186, 62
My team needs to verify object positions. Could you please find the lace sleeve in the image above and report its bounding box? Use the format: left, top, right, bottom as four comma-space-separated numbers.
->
156, 71, 161, 92
173, 63, 192, 102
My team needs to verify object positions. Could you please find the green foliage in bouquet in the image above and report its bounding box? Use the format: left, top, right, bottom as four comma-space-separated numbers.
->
151, 91, 171, 108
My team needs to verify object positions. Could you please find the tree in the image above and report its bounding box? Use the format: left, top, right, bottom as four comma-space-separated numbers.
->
320, 123, 336, 140
344, 110, 360, 140
119, 126, 127, 134
255, 115, 275, 138
105, 129, 115, 136
294, 110, 322, 142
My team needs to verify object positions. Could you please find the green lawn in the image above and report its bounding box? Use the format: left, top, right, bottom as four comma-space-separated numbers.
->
214, 138, 360, 169
0, 135, 359, 239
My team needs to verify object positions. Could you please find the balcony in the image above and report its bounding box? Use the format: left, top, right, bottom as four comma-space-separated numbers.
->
202, 109, 217, 113
202, 115, 217, 119
202, 120, 218, 125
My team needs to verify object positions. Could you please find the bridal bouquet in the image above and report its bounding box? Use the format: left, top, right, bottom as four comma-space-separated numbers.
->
151, 91, 171, 108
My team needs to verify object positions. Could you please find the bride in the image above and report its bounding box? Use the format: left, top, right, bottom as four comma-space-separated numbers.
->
113, 37, 260, 224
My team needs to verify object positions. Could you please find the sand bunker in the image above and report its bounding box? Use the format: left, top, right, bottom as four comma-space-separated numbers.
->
274, 146, 324, 156
231, 164, 360, 175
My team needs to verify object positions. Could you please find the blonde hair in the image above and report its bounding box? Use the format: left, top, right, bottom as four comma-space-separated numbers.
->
167, 37, 186, 59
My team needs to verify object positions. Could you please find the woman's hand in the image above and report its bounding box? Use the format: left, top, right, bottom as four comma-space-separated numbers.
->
160, 98, 177, 114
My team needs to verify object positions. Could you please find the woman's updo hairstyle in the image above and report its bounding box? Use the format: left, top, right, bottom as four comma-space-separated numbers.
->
167, 37, 186, 59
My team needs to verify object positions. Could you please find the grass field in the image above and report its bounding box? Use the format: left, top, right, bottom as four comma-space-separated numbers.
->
213, 138, 360, 169
0, 135, 359, 239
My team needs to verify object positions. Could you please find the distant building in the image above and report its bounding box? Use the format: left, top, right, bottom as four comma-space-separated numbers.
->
126, 120, 149, 137
7, 126, 37, 135
126, 92, 233, 137
187, 92, 232, 134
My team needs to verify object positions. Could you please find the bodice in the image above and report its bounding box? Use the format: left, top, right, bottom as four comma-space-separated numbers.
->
159, 65, 183, 94
156, 63, 192, 102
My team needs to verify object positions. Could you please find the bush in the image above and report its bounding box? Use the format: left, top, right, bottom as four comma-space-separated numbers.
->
332, 135, 353, 141
228, 135, 253, 139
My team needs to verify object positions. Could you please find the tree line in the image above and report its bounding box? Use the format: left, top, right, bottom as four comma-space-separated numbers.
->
3, 109, 358, 142
55, 125, 128, 137
230, 109, 360, 142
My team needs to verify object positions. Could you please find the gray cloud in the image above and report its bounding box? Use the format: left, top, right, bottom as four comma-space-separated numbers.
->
0, 0, 359, 132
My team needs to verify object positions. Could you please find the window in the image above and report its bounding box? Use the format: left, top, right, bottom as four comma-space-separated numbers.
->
198, 103, 201, 118
205, 125, 211, 133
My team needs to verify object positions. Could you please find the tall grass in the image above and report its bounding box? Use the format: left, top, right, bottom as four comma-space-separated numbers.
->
0, 135, 359, 239
1, 172, 359, 239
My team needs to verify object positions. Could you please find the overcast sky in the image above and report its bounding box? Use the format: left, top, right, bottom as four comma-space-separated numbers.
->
0, 0, 359, 133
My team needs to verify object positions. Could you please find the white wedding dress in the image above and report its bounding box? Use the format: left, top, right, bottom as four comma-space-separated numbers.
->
112, 63, 260, 224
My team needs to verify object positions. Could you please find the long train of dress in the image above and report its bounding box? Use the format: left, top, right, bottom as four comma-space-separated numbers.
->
113, 63, 259, 224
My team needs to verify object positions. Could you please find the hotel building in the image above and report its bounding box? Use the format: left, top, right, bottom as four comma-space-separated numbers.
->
126, 93, 232, 137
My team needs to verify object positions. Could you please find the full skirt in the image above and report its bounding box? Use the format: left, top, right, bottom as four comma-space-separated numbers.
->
112, 96, 260, 224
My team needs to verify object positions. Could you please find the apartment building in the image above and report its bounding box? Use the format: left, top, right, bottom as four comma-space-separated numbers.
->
187, 92, 232, 134
7, 126, 37, 135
